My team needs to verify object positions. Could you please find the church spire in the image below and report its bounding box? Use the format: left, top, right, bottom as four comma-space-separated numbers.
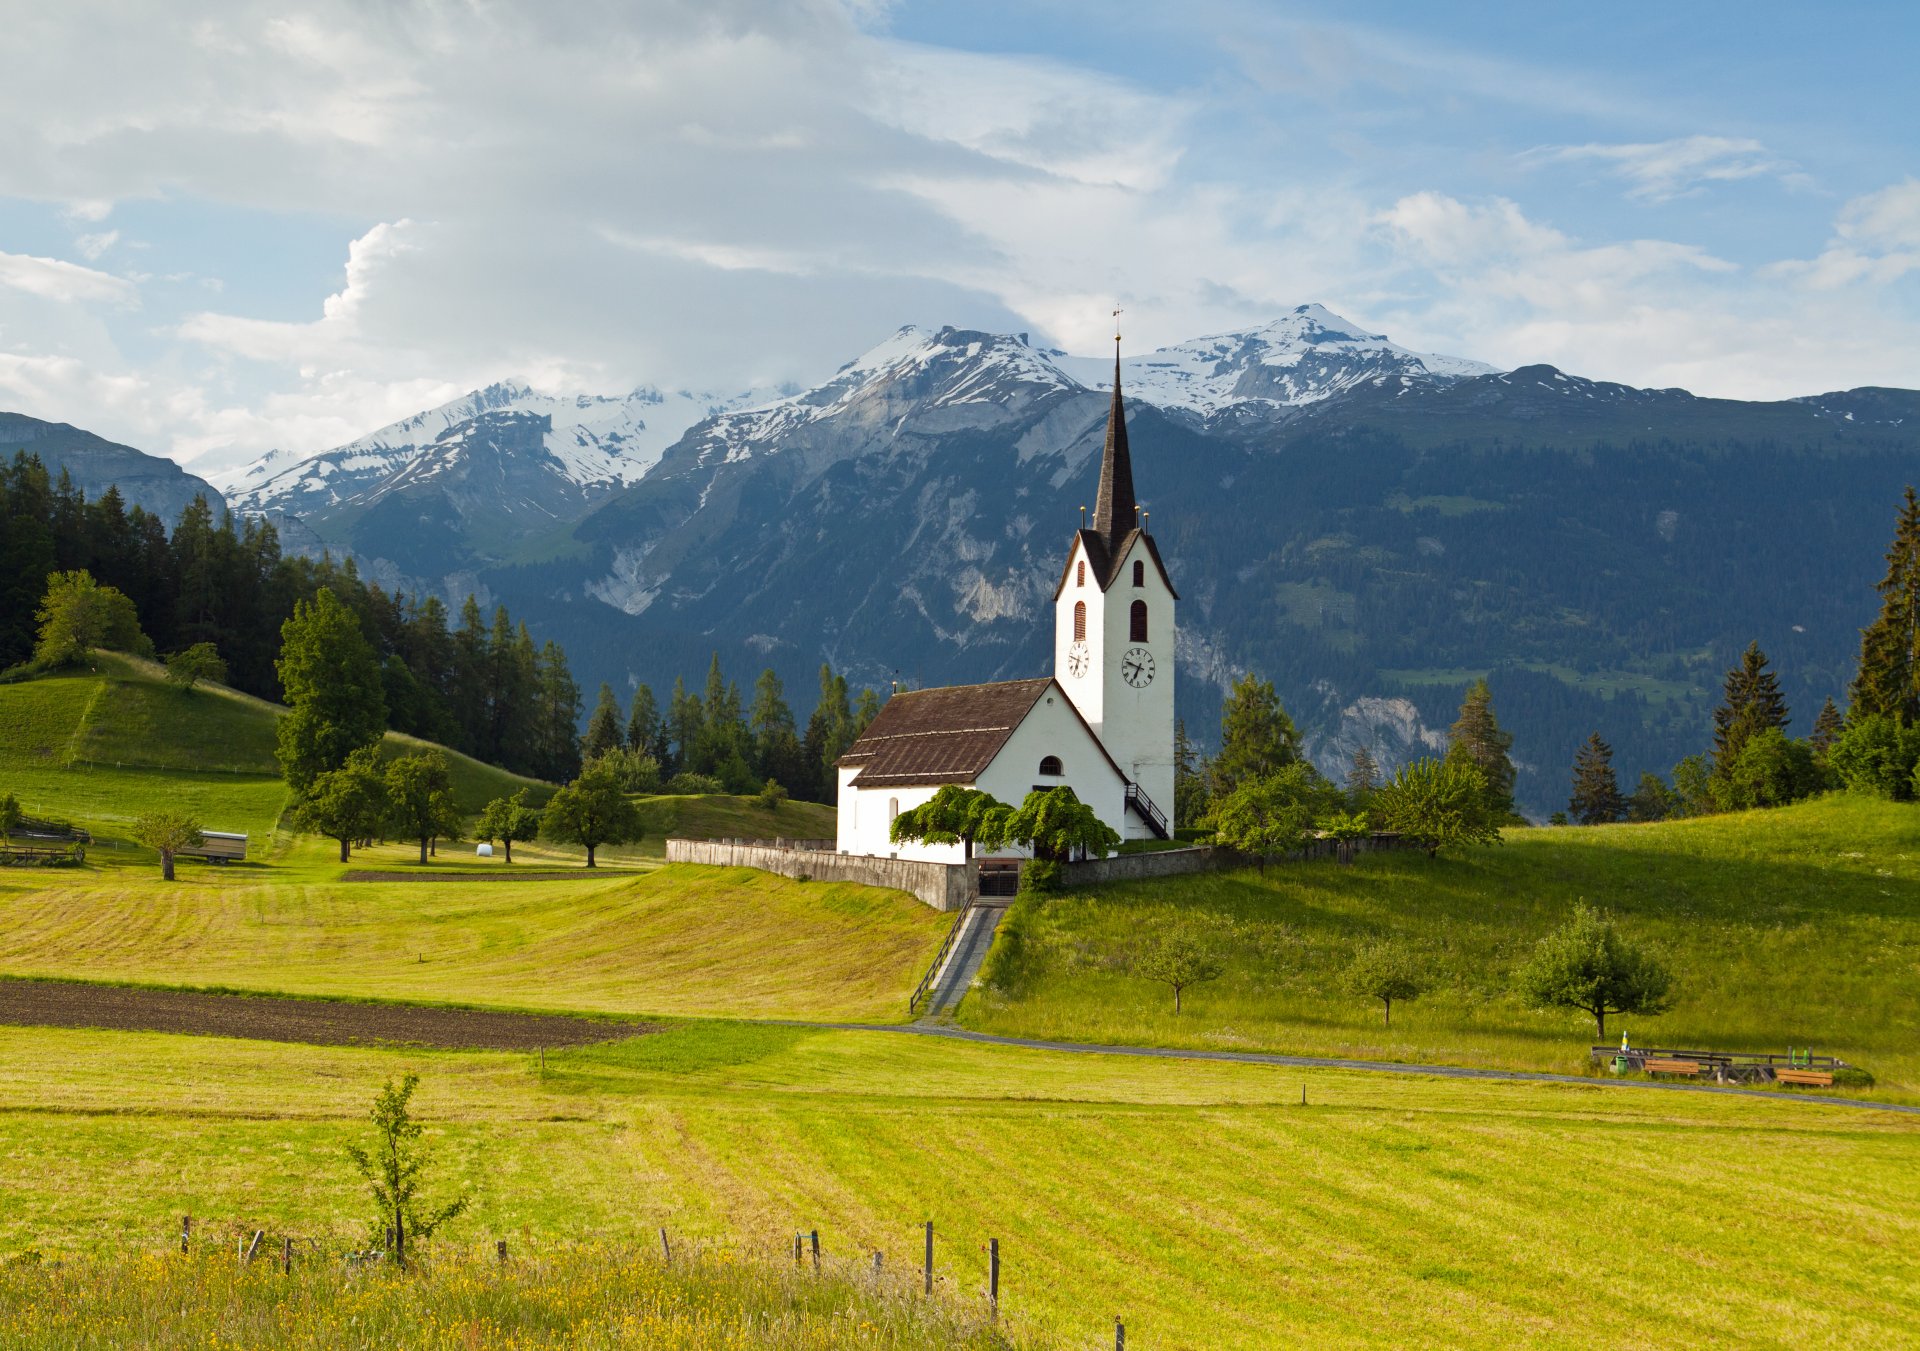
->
1090, 336, 1137, 548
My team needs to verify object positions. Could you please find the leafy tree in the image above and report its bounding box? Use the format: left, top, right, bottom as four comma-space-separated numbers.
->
1210, 674, 1300, 794
1206, 764, 1335, 871
1568, 733, 1624, 825
1711, 641, 1789, 790
1447, 678, 1516, 817
665, 771, 724, 796
1317, 810, 1371, 865
1852, 485, 1920, 724
1713, 727, 1820, 811
296, 746, 389, 863
1172, 719, 1210, 828
344, 1073, 469, 1270
476, 789, 542, 863
541, 758, 644, 866
1342, 941, 1429, 1027
589, 745, 662, 794
164, 641, 227, 692
275, 588, 387, 794
1670, 754, 1714, 816
0, 791, 19, 836
999, 786, 1120, 863
384, 752, 463, 866
888, 785, 1011, 863
582, 682, 625, 762
1121, 912, 1232, 1013
1514, 904, 1673, 1041
1624, 772, 1679, 823
1374, 757, 1501, 857
1826, 712, 1920, 799
756, 778, 788, 812
131, 810, 203, 881
33, 569, 150, 667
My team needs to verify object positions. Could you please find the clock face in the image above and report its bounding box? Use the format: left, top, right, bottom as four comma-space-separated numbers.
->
1066, 640, 1089, 678
1121, 647, 1155, 688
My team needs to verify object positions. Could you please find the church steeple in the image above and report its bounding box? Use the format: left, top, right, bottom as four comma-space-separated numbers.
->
1090, 341, 1137, 548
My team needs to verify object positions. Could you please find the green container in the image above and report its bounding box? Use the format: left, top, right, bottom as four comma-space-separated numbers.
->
1612, 1056, 1629, 1075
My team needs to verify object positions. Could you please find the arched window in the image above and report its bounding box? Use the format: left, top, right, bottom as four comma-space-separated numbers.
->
1130, 600, 1148, 642
1038, 755, 1063, 776
888, 797, 900, 824
1076, 560, 1085, 587
1073, 601, 1086, 642
1132, 559, 1145, 587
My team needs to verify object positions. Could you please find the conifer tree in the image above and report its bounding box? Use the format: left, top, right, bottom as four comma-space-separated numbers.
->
1568, 732, 1625, 825
582, 682, 625, 762
1346, 746, 1380, 800
749, 668, 805, 789
533, 640, 582, 782
626, 684, 663, 756
669, 676, 707, 775
1210, 674, 1301, 795
1711, 641, 1789, 776
274, 587, 387, 794
1852, 485, 1920, 724
1446, 678, 1516, 817
450, 597, 491, 757
1173, 719, 1210, 828
1810, 697, 1845, 754
802, 664, 853, 800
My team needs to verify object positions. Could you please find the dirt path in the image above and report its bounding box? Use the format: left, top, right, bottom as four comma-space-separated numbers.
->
0, 979, 652, 1051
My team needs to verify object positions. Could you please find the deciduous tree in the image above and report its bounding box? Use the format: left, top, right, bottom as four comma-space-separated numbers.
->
1515, 904, 1673, 1041
889, 785, 1011, 863
476, 789, 542, 863
164, 641, 227, 692
344, 1073, 469, 1270
1206, 764, 1336, 871
275, 587, 386, 794
296, 746, 389, 863
33, 569, 150, 667
541, 758, 644, 867
131, 810, 203, 881
1374, 757, 1501, 856
1342, 941, 1429, 1026
384, 751, 463, 866
1122, 912, 1232, 1013
998, 786, 1119, 863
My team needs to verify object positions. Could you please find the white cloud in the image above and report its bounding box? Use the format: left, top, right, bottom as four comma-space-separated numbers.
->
1768, 179, 1920, 290
74, 230, 120, 260
0, 249, 135, 304
1527, 135, 1796, 202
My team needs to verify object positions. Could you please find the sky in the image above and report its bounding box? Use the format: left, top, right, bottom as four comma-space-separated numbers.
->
1, 0, 1916, 474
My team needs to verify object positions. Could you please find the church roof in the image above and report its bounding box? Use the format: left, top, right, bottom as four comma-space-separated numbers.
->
837, 678, 1053, 787
1089, 347, 1137, 547
1050, 526, 1180, 600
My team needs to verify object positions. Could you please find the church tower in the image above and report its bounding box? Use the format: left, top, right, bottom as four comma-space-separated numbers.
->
1052, 340, 1177, 838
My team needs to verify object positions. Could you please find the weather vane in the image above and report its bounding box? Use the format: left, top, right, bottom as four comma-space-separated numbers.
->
1112, 307, 1123, 344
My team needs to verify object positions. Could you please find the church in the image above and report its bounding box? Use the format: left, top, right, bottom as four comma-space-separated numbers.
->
835, 343, 1177, 863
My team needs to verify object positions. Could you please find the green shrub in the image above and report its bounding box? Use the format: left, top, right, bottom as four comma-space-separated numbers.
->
665, 772, 726, 795
1828, 714, 1920, 799
1019, 859, 1063, 894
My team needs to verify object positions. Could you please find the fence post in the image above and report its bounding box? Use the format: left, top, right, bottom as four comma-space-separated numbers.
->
810, 1229, 821, 1273
873, 1250, 882, 1280
924, 1221, 933, 1295
497, 1239, 509, 1264
243, 1230, 262, 1264
659, 1226, 671, 1264
180, 1215, 191, 1255
1116, 1316, 1126, 1349
988, 1237, 999, 1320
282, 1236, 293, 1275
794, 1232, 803, 1265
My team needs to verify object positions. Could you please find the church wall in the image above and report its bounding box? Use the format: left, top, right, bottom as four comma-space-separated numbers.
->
1099, 535, 1177, 830
1054, 537, 1108, 734
973, 689, 1129, 848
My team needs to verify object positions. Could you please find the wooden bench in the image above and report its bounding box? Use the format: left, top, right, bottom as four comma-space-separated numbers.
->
1775, 1069, 1834, 1087
1643, 1058, 1703, 1077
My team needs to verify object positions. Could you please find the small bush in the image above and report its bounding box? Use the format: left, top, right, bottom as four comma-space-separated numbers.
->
1019, 859, 1063, 894
665, 772, 726, 796
1831, 1066, 1876, 1089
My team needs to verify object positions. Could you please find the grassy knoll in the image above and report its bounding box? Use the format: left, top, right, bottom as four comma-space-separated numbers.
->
630, 792, 837, 857
0, 1023, 1914, 1348
963, 794, 1920, 1099
0, 861, 943, 1021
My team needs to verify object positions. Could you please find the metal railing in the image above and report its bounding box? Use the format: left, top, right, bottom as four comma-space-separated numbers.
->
1123, 784, 1170, 839
909, 898, 975, 1015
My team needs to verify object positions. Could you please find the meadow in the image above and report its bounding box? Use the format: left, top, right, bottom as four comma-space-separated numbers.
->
0, 1021, 1915, 1348
964, 795, 1920, 1100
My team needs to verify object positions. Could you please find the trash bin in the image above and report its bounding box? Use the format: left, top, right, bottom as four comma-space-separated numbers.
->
1612, 1056, 1630, 1075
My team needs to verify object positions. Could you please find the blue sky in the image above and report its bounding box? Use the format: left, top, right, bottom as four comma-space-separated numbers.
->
0, 0, 1915, 473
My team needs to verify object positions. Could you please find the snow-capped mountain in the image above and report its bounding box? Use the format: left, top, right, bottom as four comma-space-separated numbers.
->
227, 382, 761, 518
1054, 304, 1498, 419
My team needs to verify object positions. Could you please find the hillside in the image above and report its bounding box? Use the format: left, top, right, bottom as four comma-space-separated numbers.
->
962, 794, 1920, 1099
0, 411, 225, 524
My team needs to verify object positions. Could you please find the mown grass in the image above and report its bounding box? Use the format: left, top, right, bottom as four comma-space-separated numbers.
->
0, 1244, 1018, 1350
0, 862, 943, 1021
963, 795, 1920, 1099
629, 792, 838, 858
0, 1023, 1914, 1349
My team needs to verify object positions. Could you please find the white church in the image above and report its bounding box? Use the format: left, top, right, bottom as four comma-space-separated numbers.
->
835, 345, 1177, 862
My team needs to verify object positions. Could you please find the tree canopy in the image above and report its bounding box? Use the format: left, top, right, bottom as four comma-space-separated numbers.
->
1447, 679, 1516, 818
33, 569, 149, 668
1342, 941, 1430, 1027
131, 810, 203, 882
164, 641, 227, 692
998, 786, 1119, 863
1206, 763, 1336, 870
476, 789, 542, 863
1514, 904, 1673, 1041
889, 785, 1010, 861
383, 751, 463, 866
1852, 485, 1920, 725
1374, 757, 1501, 856
296, 746, 389, 863
1210, 674, 1300, 795
541, 758, 644, 866
275, 587, 387, 794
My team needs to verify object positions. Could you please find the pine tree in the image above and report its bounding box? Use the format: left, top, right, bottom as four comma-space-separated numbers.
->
1446, 678, 1516, 816
1810, 697, 1845, 754
1346, 746, 1380, 799
1210, 674, 1301, 795
1568, 732, 1625, 826
1172, 719, 1210, 828
582, 682, 625, 762
1711, 641, 1789, 775
668, 676, 706, 776
626, 684, 662, 755
450, 596, 491, 757
534, 641, 582, 782
749, 668, 805, 789
802, 664, 853, 798
1853, 485, 1920, 724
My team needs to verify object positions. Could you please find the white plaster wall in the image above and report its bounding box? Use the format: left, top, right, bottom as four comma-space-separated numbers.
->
1054, 537, 1107, 735
836, 774, 963, 864
973, 684, 1129, 848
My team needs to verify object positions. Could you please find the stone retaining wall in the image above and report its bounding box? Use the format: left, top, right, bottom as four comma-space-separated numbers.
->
1062, 833, 1421, 887
664, 839, 974, 912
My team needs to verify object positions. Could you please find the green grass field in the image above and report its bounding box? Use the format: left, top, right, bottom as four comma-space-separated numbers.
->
0, 1022, 1914, 1349
963, 795, 1920, 1100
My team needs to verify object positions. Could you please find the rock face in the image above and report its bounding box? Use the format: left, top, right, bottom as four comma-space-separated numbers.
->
210, 310, 1920, 815
0, 412, 225, 524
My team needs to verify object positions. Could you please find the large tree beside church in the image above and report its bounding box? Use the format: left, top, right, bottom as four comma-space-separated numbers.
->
1209, 674, 1301, 795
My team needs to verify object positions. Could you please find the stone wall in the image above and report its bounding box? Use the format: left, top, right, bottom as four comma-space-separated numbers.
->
1062, 833, 1421, 887
664, 839, 974, 912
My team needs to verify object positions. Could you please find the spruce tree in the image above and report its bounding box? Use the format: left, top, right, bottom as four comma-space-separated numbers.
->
1810, 697, 1845, 753
1568, 732, 1624, 825
1346, 746, 1380, 799
1210, 674, 1301, 795
582, 683, 625, 762
1711, 641, 1789, 775
626, 684, 662, 755
1852, 485, 1920, 724
1446, 678, 1516, 816
749, 668, 804, 788
668, 677, 707, 775
1173, 719, 1210, 828
533, 641, 582, 782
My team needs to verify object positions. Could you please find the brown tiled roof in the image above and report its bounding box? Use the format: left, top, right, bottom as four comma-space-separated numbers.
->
838, 678, 1052, 787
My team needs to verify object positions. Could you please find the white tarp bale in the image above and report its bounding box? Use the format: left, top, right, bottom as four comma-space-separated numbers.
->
475, 843, 494, 857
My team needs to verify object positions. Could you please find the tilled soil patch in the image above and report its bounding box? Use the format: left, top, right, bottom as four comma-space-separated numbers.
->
0, 979, 653, 1051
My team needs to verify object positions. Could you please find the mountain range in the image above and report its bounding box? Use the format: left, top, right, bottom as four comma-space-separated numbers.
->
13, 303, 1920, 816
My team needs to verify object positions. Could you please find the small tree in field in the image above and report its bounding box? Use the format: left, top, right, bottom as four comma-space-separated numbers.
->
1374, 757, 1501, 857
542, 758, 644, 866
1207, 763, 1336, 870
344, 1073, 469, 1271
1318, 810, 1371, 866
1123, 912, 1231, 1013
384, 752, 463, 866
756, 778, 789, 813
34, 569, 150, 668
1342, 941, 1429, 1027
476, 789, 542, 863
297, 746, 389, 863
131, 810, 203, 881
164, 642, 227, 692
0, 792, 20, 837
998, 786, 1118, 863
889, 785, 1010, 863
1515, 904, 1673, 1041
